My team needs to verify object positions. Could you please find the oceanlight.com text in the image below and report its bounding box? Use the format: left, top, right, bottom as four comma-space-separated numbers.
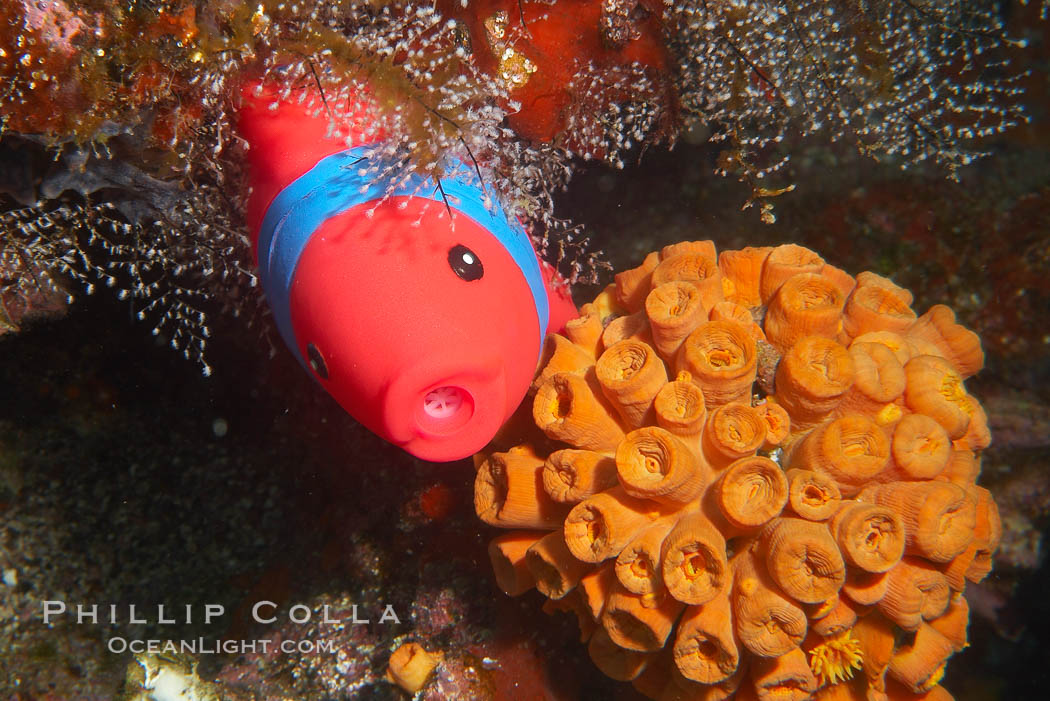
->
106, 637, 337, 655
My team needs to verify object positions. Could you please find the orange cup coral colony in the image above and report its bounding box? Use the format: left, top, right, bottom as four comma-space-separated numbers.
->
474, 241, 999, 701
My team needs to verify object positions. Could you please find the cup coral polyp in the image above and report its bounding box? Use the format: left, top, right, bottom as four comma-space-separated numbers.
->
475, 241, 1000, 701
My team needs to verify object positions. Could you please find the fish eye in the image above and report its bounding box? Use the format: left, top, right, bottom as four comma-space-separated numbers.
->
448, 244, 484, 281
306, 343, 328, 380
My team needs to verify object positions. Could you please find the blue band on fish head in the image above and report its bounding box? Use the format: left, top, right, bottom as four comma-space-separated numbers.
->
256, 148, 550, 368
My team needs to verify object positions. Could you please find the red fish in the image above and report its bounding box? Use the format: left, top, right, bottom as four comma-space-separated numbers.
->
237, 82, 576, 462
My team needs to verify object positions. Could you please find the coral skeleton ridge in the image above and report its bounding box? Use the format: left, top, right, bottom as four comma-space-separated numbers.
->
476, 241, 999, 701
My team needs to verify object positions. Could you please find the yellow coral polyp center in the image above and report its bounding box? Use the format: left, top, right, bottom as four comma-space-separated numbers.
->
808, 356, 833, 379
747, 481, 762, 501
683, 550, 710, 580
631, 558, 651, 579
864, 527, 882, 548
706, 347, 741, 368
939, 373, 966, 404
802, 486, 826, 506
876, 403, 903, 424
798, 285, 836, 309
586, 519, 604, 546
842, 440, 868, 458
917, 436, 940, 454
645, 455, 661, 473
807, 629, 863, 686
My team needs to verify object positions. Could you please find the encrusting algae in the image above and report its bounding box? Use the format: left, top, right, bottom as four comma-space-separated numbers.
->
474, 241, 1000, 701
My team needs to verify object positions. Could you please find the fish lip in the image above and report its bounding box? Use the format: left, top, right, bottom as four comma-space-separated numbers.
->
382, 362, 507, 462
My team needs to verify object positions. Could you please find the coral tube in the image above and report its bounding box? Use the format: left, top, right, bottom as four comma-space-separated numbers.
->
672, 588, 740, 684
863, 481, 977, 562
702, 403, 768, 470
596, 339, 669, 429
579, 564, 617, 621
652, 252, 725, 310
830, 502, 906, 573
646, 281, 708, 359
488, 531, 545, 596
676, 320, 758, 408
715, 456, 789, 532
887, 623, 955, 693
615, 251, 662, 313
888, 414, 951, 481
731, 550, 808, 658
542, 449, 620, 503
756, 401, 791, 450
751, 647, 818, 701
764, 273, 847, 353
653, 373, 708, 440
774, 336, 855, 428
617, 427, 708, 504
762, 517, 846, 604
839, 341, 907, 419
928, 593, 970, 652
903, 356, 973, 439
719, 246, 773, 308
907, 305, 984, 378
843, 274, 917, 338
786, 415, 890, 497
602, 585, 686, 652
533, 371, 626, 451
785, 468, 842, 521
841, 569, 891, 606
564, 307, 605, 358
759, 244, 825, 304
852, 613, 898, 692
661, 512, 729, 605
588, 628, 650, 682
534, 334, 596, 392
616, 517, 677, 595
565, 486, 663, 563
526, 531, 594, 599
879, 558, 951, 630
475, 450, 570, 528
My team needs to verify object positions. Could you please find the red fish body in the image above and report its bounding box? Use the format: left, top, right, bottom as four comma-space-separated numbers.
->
238, 83, 576, 462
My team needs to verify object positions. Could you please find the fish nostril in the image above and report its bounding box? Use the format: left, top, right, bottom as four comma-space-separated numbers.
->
418, 386, 475, 435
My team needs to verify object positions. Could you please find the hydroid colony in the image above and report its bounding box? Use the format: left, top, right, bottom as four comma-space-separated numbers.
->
0, 1, 1027, 364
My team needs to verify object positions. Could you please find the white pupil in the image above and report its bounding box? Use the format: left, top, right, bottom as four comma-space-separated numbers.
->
461, 252, 475, 265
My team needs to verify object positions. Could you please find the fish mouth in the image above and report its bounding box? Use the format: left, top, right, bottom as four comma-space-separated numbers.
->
420, 386, 476, 433
383, 364, 507, 463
